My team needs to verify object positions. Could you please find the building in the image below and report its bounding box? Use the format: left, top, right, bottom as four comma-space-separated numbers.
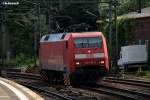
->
120, 7, 150, 62
121, 7, 150, 43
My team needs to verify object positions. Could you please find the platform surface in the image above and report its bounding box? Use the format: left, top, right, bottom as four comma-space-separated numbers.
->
0, 77, 44, 100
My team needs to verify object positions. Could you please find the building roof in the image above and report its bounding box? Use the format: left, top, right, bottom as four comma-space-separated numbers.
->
120, 7, 150, 19
97, 7, 150, 23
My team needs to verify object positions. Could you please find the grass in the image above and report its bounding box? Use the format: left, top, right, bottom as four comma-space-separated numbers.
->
3, 53, 36, 70
143, 71, 150, 78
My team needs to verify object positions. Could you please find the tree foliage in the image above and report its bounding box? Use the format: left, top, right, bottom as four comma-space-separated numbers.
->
2, 0, 150, 59
99, 0, 150, 18
100, 18, 134, 46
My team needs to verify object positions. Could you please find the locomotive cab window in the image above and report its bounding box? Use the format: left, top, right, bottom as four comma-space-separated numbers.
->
74, 37, 102, 48
44, 35, 49, 41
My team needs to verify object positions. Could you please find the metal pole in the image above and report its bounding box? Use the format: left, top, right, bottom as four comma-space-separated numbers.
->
1, 5, 6, 75
59, 0, 63, 10
109, 0, 112, 68
114, 0, 118, 62
47, 0, 51, 34
38, 3, 41, 39
138, 0, 141, 13
34, 4, 38, 67
145, 40, 149, 63
0, 13, 2, 75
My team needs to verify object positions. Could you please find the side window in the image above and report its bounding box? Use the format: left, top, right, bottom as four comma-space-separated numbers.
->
74, 37, 102, 48
61, 34, 66, 39
44, 36, 49, 41
74, 38, 83, 48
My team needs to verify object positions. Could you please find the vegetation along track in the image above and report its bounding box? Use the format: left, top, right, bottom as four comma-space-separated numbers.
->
104, 77, 150, 88
81, 83, 150, 100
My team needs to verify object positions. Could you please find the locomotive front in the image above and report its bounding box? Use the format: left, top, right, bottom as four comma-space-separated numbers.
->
70, 32, 109, 82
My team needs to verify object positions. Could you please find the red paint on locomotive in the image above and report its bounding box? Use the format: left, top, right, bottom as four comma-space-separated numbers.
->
39, 32, 109, 83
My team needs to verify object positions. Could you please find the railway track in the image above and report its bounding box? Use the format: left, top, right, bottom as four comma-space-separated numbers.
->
6, 71, 41, 80
4, 72, 74, 100
5, 71, 99, 100
104, 77, 150, 88
81, 83, 150, 100
17, 80, 73, 100
4, 71, 150, 100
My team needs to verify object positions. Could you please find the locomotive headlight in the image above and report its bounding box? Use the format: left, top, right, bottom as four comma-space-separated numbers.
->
100, 61, 104, 64
76, 62, 80, 65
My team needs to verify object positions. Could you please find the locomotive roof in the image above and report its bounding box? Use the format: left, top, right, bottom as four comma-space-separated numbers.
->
40, 32, 103, 42
40, 33, 68, 42
72, 32, 102, 37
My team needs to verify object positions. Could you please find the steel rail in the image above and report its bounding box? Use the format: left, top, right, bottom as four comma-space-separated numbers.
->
6, 72, 41, 80
6, 72, 76, 100
104, 77, 150, 88
82, 86, 136, 100
19, 81, 73, 100
81, 84, 150, 100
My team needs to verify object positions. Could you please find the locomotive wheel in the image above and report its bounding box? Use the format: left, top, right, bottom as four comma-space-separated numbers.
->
40, 70, 48, 81
47, 71, 64, 84
70, 74, 97, 85
56, 72, 64, 84
47, 71, 55, 84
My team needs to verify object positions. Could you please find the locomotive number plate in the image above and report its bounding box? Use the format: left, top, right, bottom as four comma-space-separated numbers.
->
86, 54, 94, 58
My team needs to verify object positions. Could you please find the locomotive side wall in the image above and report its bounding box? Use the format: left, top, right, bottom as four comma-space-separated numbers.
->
39, 41, 68, 71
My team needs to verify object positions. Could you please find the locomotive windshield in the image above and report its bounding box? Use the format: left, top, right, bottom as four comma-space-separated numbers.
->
74, 37, 102, 48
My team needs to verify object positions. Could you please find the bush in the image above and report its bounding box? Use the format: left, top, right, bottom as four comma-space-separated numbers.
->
98, 18, 135, 72
15, 53, 34, 67
144, 71, 150, 78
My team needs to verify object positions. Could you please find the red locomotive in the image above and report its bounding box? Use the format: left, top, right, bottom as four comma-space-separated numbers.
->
39, 32, 109, 83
